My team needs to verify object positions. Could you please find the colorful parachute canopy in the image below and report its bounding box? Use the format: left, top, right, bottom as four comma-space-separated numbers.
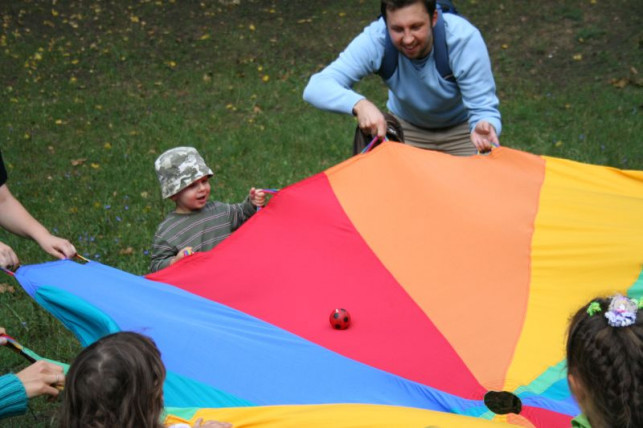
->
16, 143, 643, 427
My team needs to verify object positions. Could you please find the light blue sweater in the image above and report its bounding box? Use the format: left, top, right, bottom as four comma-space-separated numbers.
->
303, 14, 501, 135
0, 373, 27, 420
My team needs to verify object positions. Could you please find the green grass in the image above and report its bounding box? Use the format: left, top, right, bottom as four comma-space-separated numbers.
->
0, 0, 641, 425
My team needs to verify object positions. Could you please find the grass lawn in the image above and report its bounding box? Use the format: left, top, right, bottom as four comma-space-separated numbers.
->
0, 0, 641, 425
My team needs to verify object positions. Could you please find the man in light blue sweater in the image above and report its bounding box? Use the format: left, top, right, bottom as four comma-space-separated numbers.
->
303, 0, 501, 156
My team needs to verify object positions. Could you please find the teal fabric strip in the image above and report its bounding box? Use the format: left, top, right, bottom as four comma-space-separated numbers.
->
35, 286, 120, 347
163, 407, 200, 422
34, 285, 253, 408
627, 267, 643, 299
514, 360, 567, 398
164, 371, 254, 408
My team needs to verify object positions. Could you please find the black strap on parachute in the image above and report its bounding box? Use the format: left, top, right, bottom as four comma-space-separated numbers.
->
377, 1, 458, 82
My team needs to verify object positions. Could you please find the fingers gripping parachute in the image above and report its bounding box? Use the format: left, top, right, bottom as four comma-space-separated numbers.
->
15, 143, 643, 427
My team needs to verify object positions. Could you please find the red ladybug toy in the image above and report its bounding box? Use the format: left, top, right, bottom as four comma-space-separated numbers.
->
329, 308, 351, 330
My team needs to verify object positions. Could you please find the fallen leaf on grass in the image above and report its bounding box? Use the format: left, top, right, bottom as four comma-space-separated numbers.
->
71, 158, 87, 166
609, 78, 628, 89
0, 283, 16, 293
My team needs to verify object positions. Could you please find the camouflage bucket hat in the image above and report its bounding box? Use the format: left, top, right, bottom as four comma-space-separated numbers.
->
155, 147, 213, 199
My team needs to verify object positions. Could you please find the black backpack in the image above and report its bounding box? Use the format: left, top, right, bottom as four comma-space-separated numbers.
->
352, 112, 405, 155
376, 0, 459, 82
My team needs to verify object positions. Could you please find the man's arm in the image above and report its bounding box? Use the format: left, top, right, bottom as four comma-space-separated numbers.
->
471, 120, 499, 152
446, 16, 502, 146
352, 99, 389, 139
303, 18, 386, 117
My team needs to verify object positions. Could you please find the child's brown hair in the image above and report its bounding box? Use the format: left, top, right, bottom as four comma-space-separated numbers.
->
566, 295, 642, 428
59, 331, 166, 428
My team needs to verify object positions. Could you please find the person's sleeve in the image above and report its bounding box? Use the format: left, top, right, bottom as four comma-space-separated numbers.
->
303, 18, 386, 115
228, 197, 257, 231
149, 233, 174, 273
0, 373, 28, 420
0, 151, 7, 188
447, 17, 502, 135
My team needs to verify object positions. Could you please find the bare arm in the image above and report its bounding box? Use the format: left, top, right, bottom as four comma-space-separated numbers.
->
0, 184, 76, 265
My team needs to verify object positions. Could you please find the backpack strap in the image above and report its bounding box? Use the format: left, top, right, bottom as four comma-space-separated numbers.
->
437, 0, 458, 14
376, 22, 398, 81
376, 8, 455, 82
432, 9, 455, 82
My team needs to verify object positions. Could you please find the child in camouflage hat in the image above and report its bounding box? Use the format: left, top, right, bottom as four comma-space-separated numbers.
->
149, 147, 265, 272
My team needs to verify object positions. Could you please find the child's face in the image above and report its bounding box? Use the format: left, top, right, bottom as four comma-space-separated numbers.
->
171, 176, 211, 213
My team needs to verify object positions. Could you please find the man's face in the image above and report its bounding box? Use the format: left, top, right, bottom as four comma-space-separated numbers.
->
386, 2, 436, 60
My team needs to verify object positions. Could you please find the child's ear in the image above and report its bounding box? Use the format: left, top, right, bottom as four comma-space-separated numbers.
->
568, 373, 585, 402
170, 194, 178, 202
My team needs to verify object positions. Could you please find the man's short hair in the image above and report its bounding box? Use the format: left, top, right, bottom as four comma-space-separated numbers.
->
380, 0, 437, 20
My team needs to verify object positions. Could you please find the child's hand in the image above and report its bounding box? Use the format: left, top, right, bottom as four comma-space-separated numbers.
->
193, 418, 232, 428
249, 187, 266, 207
170, 247, 194, 265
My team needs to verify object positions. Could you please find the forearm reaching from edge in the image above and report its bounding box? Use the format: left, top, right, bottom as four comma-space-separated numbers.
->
0, 185, 76, 264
